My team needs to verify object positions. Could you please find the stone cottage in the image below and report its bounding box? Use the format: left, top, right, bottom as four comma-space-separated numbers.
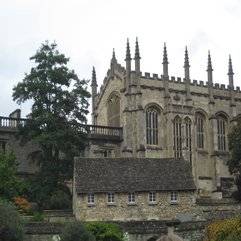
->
73, 157, 196, 221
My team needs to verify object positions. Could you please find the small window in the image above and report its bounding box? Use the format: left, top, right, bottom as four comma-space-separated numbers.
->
149, 192, 156, 203
170, 191, 177, 203
87, 193, 94, 205
108, 192, 115, 204
128, 192, 135, 204
103, 150, 112, 158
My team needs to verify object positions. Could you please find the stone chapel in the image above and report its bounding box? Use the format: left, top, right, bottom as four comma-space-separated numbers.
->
84, 38, 241, 198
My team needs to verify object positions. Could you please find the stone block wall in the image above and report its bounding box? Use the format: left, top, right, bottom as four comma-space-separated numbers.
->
74, 191, 197, 221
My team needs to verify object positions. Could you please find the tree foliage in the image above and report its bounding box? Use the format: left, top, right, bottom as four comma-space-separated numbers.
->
0, 199, 25, 241
227, 121, 241, 200
12, 41, 91, 203
0, 150, 26, 201
84, 222, 124, 241
60, 221, 95, 241
228, 121, 241, 174
204, 217, 241, 241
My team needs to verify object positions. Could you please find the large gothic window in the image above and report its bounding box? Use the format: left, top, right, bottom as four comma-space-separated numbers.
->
107, 94, 120, 127
146, 107, 158, 145
185, 117, 192, 165
173, 116, 182, 157
196, 113, 204, 149
217, 115, 227, 151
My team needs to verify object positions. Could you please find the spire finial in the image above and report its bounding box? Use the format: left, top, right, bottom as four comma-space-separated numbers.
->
162, 42, 168, 64
112, 48, 116, 61
162, 42, 169, 77
91, 66, 97, 85
134, 37, 141, 59
228, 54, 234, 76
207, 50, 213, 72
125, 38, 131, 61
184, 46, 190, 68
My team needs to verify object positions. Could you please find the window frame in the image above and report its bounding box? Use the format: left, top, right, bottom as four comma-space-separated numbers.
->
107, 94, 120, 127
128, 192, 136, 204
149, 191, 157, 204
185, 117, 192, 165
217, 116, 226, 151
173, 116, 182, 157
146, 107, 159, 145
170, 191, 178, 203
87, 193, 95, 205
196, 114, 204, 149
107, 192, 115, 204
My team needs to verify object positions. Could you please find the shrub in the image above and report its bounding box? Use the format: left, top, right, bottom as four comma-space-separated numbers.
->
48, 190, 72, 210
85, 221, 124, 241
30, 212, 44, 222
13, 196, 31, 214
0, 198, 25, 241
204, 217, 241, 241
0, 150, 28, 201
60, 221, 95, 241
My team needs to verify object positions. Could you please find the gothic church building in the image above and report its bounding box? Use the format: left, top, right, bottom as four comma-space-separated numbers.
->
85, 38, 241, 197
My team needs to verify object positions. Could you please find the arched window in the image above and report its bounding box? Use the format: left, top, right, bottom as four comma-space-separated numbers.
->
217, 115, 227, 151
196, 113, 204, 149
146, 107, 158, 145
173, 116, 182, 157
107, 94, 120, 127
185, 117, 192, 165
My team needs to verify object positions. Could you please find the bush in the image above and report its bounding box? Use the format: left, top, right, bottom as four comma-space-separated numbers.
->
13, 196, 31, 214
85, 221, 124, 241
0, 150, 28, 201
0, 198, 25, 241
30, 212, 44, 222
60, 221, 95, 241
204, 217, 241, 241
48, 190, 72, 209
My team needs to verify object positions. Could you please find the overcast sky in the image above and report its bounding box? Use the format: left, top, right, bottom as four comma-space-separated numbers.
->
0, 0, 241, 120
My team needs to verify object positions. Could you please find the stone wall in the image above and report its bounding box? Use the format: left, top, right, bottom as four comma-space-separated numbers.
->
25, 222, 64, 241
25, 198, 241, 241
24, 220, 206, 241
74, 191, 197, 221
0, 127, 39, 176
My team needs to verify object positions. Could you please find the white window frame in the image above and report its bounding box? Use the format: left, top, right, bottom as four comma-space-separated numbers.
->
149, 191, 156, 203
128, 192, 135, 204
108, 192, 115, 204
170, 191, 178, 203
87, 193, 95, 205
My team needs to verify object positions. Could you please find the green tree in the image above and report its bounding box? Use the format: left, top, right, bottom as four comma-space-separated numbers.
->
227, 121, 241, 200
228, 121, 241, 175
12, 41, 91, 206
85, 222, 124, 241
0, 199, 25, 241
60, 221, 95, 241
0, 150, 25, 201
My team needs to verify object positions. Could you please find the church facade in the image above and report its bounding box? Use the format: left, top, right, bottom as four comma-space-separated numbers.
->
85, 39, 241, 197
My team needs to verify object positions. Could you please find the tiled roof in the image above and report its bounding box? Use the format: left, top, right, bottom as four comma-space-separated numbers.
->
74, 158, 196, 194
